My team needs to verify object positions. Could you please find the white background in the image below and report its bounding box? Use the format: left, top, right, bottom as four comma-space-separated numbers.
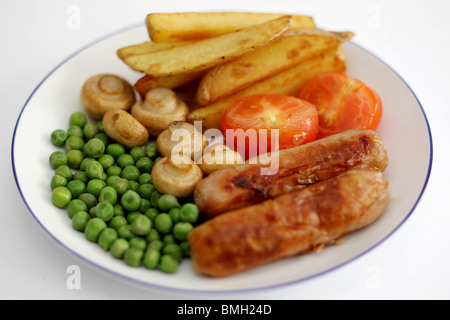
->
2, 0, 450, 299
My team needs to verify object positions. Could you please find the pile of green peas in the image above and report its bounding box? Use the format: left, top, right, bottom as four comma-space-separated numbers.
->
49, 111, 201, 274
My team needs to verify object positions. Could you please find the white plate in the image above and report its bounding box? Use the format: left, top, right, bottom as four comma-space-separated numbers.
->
12, 25, 432, 294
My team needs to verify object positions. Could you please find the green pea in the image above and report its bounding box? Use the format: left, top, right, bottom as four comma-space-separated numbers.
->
78, 157, 92, 171
109, 215, 128, 231
173, 222, 194, 241
129, 237, 147, 250
180, 241, 190, 258
50, 175, 67, 190
136, 157, 153, 174
168, 207, 182, 224
84, 138, 105, 159
66, 180, 86, 199
67, 199, 88, 218
78, 193, 97, 209
106, 175, 120, 187
137, 157, 154, 174
67, 125, 84, 139
89, 205, 97, 217
67, 149, 84, 169
147, 239, 164, 251
106, 143, 126, 159
49, 151, 68, 170
145, 144, 159, 159
69, 112, 87, 128
106, 166, 122, 177
65, 136, 84, 153
159, 254, 178, 273
83, 122, 99, 140
146, 228, 161, 242
114, 204, 125, 217
113, 178, 130, 197
121, 165, 140, 181
86, 160, 104, 180
138, 173, 152, 185
180, 203, 199, 223
126, 211, 141, 224
98, 154, 115, 170
96, 120, 104, 132
162, 234, 176, 245
116, 154, 135, 168
94, 133, 109, 147
55, 165, 73, 181
84, 217, 107, 242
110, 238, 130, 259
158, 194, 180, 212
86, 179, 106, 197
98, 186, 118, 205
121, 190, 142, 212
163, 243, 183, 262
139, 199, 151, 214
52, 186, 72, 208
117, 225, 135, 240
143, 248, 160, 270
72, 211, 90, 231
130, 146, 147, 161
51, 129, 68, 147
154, 213, 173, 234
138, 184, 156, 200
96, 201, 114, 222
98, 227, 118, 251
150, 190, 162, 208
131, 214, 152, 236
145, 208, 159, 221
124, 247, 144, 267
73, 171, 89, 184
129, 180, 139, 192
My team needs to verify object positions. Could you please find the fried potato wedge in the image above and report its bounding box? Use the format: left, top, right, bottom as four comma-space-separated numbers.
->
117, 41, 186, 60
197, 30, 354, 105
188, 46, 347, 130
134, 71, 204, 100
146, 12, 315, 43
123, 16, 292, 77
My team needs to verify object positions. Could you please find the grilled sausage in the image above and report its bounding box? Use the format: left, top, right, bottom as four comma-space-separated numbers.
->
194, 129, 388, 219
189, 167, 389, 277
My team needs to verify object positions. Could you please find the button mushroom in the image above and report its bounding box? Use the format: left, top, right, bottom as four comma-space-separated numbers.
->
103, 109, 149, 148
156, 121, 208, 161
151, 155, 203, 198
198, 144, 243, 175
80, 74, 136, 120
131, 87, 189, 137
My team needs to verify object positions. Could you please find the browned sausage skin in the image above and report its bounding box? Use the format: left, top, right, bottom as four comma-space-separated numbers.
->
194, 129, 388, 219
189, 168, 390, 277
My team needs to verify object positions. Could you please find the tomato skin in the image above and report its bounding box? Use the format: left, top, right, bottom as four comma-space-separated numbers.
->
221, 94, 318, 159
298, 71, 382, 138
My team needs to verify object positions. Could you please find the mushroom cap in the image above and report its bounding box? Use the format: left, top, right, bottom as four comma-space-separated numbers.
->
156, 121, 208, 161
198, 144, 244, 175
131, 87, 189, 137
80, 74, 135, 120
151, 155, 203, 198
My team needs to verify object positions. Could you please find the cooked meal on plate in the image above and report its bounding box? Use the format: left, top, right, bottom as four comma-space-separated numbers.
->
47, 11, 388, 277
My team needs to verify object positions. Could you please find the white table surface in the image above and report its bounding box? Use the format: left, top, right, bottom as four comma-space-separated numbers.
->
2, 0, 449, 300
